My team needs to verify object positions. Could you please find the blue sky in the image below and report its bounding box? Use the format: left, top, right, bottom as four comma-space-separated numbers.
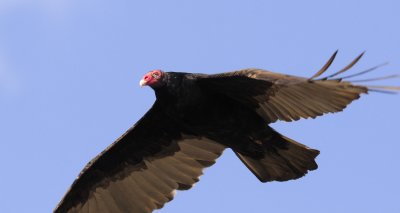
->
1, 1, 399, 212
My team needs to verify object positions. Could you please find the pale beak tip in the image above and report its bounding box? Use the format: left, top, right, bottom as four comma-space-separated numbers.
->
139, 79, 146, 87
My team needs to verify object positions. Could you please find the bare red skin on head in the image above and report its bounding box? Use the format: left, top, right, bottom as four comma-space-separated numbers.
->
142, 69, 163, 87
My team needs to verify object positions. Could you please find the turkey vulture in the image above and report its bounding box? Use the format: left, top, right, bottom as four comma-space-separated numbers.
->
54, 51, 399, 213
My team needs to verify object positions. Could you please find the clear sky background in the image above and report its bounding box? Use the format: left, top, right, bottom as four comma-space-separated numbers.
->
1, 1, 399, 212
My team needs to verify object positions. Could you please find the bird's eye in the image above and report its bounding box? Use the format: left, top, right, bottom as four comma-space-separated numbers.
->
152, 73, 159, 79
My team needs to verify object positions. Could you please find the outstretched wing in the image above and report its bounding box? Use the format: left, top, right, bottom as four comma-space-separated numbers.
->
198, 51, 399, 123
54, 102, 226, 213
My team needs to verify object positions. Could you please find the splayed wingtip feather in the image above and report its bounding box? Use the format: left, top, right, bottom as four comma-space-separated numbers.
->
309, 50, 338, 80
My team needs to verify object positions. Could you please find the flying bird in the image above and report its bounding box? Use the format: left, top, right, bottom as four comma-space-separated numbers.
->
54, 51, 399, 213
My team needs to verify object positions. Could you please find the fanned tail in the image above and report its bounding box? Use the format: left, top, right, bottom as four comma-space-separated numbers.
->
235, 129, 319, 182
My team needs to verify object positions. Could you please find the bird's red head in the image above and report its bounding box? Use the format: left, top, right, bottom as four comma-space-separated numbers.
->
140, 69, 164, 88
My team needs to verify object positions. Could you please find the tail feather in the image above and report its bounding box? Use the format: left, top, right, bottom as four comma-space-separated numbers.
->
236, 133, 319, 182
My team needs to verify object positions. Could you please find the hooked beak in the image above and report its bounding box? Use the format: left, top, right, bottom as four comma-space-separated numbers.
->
139, 79, 147, 87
